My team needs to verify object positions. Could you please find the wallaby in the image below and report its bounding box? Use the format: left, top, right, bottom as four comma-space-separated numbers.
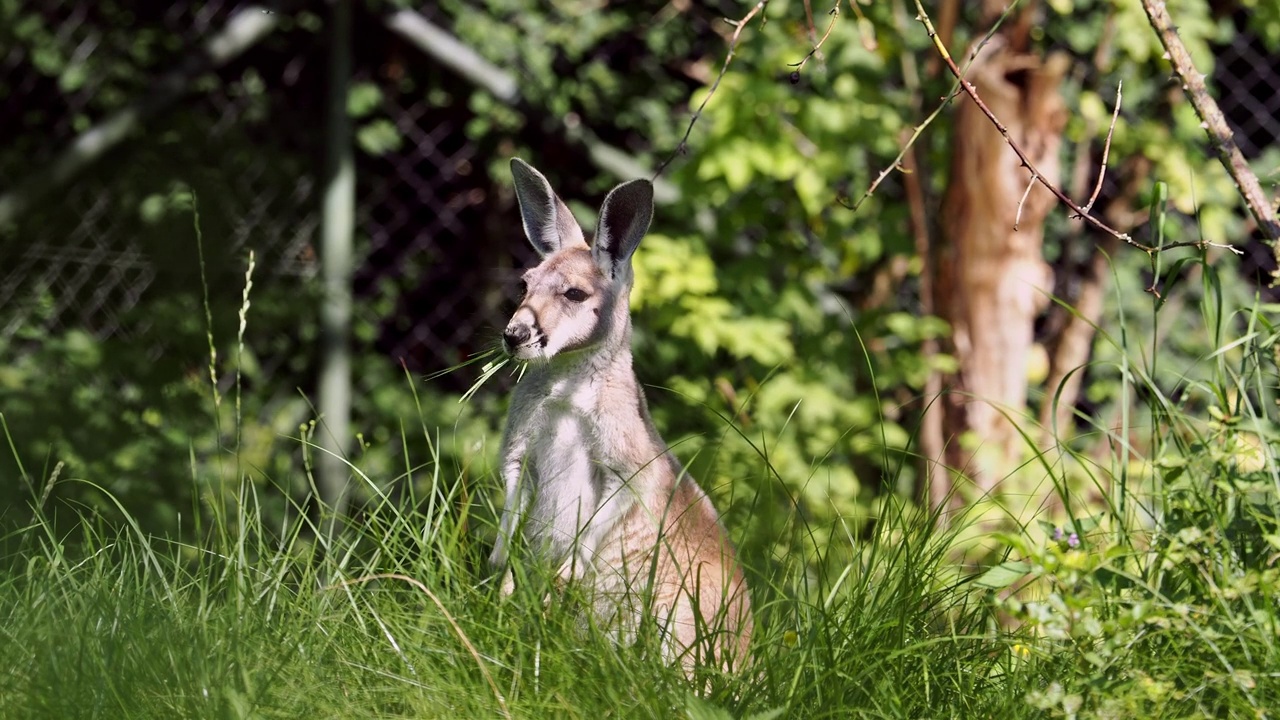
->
489, 158, 752, 672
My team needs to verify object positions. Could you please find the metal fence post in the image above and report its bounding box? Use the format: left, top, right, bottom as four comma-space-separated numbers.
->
318, 0, 354, 543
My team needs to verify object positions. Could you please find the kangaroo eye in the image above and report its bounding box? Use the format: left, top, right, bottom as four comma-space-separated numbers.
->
517, 279, 528, 297
563, 288, 588, 303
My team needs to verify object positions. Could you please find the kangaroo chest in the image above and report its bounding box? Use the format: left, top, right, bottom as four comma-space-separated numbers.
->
522, 399, 602, 537
509, 390, 621, 560
514, 369, 664, 555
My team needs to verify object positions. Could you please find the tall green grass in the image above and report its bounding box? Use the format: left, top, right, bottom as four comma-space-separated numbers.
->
8, 344, 1274, 719
2, 229, 1278, 718
0, 408, 1040, 718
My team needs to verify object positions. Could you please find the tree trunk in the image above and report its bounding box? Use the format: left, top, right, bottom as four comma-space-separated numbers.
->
931, 37, 1069, 511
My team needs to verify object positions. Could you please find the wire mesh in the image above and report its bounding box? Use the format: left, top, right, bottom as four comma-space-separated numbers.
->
0, 1, 525, 409
1213, 15, 1280, 280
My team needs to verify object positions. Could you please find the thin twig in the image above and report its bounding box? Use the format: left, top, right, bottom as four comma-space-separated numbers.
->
927, 0, 960, 78
802, 0, 818, 48
843, 4, 1013, 213
847, 0, 879, 52
653, 0, 769, 180
1082, 80, 1122, 214
1013, 173, 1038, 231
889, 0, 946, 503
789, 1, 842, 76
911, 0, 1153, 252
1139, 0, 1279, 269
840, 85, 961, 212
325, 573, 512, 720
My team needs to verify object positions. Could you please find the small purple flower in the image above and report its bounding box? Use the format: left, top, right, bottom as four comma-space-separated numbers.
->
1067, 533, 1080, 548
1052, 527, 1064, 541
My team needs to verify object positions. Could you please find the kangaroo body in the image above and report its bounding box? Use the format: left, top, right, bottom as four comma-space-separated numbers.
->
490, 160, 752, 671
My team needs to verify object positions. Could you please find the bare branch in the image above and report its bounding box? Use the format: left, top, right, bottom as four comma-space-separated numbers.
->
802, 0, 818, 49
911, 0, 1155, 252
789, 1, 842, 76
1082, 80, 1122, 214
844, 3, 1027, 214
1140, 0, 1280, 272
653, 0, 770, 180
841, 85, 961, 212
844, 4, 1034, 213
1014, 173, 1039, 231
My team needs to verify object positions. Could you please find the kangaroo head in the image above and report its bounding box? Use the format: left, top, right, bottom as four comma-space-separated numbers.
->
502, 158, 654, 362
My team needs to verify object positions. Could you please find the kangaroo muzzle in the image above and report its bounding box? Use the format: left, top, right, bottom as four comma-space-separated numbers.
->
503, 305, 542, 356
502, 323, 531, 353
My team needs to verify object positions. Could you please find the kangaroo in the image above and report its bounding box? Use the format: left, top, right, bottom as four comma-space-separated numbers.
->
489, 158, 752, 673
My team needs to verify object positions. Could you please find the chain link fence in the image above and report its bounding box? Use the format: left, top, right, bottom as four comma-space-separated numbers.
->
0, 2, 530, 403
1213, 13, 1280, 280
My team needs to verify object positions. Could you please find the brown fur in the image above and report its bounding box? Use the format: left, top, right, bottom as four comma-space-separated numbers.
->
493, 159, 753, 675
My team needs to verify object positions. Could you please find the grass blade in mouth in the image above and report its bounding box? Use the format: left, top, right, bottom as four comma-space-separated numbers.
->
460, 354, 513, 403
425, 346, 528, 403
423, 347, 504, 384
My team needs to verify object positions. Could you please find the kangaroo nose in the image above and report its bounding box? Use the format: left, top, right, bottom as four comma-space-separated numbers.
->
503, 325, 531, 351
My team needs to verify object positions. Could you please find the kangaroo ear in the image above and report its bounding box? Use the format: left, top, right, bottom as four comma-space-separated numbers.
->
592, 178, 654, 282
510, 158, 586, 257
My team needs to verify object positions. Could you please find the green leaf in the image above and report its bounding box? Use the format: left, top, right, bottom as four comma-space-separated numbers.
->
356, 120, 403, 156
347, 82, 383, 118
974, 561, 1032, 589
58, 64, 87, 93
1072, 514, 1102, 534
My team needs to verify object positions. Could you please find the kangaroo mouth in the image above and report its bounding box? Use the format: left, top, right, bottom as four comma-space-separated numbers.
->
502, 334, 548, 360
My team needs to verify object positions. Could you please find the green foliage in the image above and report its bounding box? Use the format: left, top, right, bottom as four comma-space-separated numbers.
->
2, 0, 1269, 554
1242, 0, 1280, 47
0, 325, 211, 532
977, 258, 1280, 718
